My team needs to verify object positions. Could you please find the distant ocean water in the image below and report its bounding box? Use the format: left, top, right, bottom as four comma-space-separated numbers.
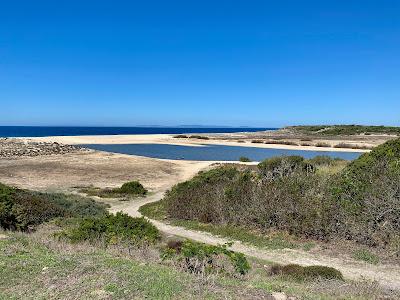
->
0, 126, 275, 138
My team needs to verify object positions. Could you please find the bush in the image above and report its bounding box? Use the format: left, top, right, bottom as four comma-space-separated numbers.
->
189, 135, 209, 140
264, 140, 298, 146
162, 240, 250, 275
270, 264, 343, 281
315, 142, 330, 147
308, 155, 335, 166
164, 139, 400, 250
251, 140, 264, 143
0, 183, 108, 231
173, 135, 188, 138
330, 138, 400, 247
62, 212, 160, 245
239, 156, 251, 162
258, 156, 314, 179
118, 181, 148, 196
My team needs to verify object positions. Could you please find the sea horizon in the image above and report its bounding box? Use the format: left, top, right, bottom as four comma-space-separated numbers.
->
0, 126, 276, 138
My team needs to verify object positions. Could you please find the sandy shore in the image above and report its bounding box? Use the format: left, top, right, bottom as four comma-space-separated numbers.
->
27, 134, 369, 153
0, 149, 211, 192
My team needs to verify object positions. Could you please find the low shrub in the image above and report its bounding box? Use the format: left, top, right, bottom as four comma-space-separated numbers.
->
173, 135, 188, 138
81, 181, 148, 198
308, 155, 336, 166
0, 183, 107, 231
118, 181, 147, 195
270, 264, 343, 281
258, 156, 314, 179
189, 135, 209, 140
61, 212, 160, 245
315, 142, 330, 147
334, 143, 355, 149
162, 240, 250, 276
264, 140, 298, 146
251, 140, 264, 143
300, 142, 311, 146
239, 156, 252, 162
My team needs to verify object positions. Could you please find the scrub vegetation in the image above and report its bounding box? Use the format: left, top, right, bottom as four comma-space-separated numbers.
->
158, 139, 400, 255
287, 125, 400, 136
80, 180, 148, 198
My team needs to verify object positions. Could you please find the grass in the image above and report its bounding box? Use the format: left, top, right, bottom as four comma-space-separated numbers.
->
0, 227, 396, 299
353, 249, 380, 265
0, 232, 192, 299
139, 201, 315, 251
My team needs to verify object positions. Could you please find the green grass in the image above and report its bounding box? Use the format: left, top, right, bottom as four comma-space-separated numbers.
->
140, 201, 315, 251
0, 228, 396, 300
0, 231, 215, 299
353, 249, 380, 265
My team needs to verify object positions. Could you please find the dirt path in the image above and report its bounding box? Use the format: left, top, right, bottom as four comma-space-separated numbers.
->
111, 164, 400, 291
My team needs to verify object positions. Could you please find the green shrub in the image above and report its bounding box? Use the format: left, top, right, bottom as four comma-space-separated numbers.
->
270, 264, 343, 281
330, 138, 400, 246
162, 240, 250, 275
258, 156, 314, 179
118, 181, 148, 196
62, 212, 160, 245
239, 156, 251, 162
0, 183, 108, 231
308, 155, 341, 166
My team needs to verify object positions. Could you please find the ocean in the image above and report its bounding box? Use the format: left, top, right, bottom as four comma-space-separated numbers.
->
0, 126, 275, 138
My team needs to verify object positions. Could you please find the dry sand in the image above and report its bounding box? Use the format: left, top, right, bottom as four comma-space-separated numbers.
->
0, 149, 210, 192
28, 134, 369, 152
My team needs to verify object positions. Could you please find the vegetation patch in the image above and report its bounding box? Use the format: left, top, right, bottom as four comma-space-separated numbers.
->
188, 135, 209, 140
238, 156, 252, 162
59, 212, 160, 246
0, 183, 107, 231
161, 138, 400, 253
287, 125, 400, 136
315, 142, 330, 147
353, 249, 380, 265
264, 140, 298, 146
162, 240, 250, 276
270, 264, 344, 281
80, 180, 148, 198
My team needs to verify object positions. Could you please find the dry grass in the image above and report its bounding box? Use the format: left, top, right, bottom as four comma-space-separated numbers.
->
1, 225, 398, 299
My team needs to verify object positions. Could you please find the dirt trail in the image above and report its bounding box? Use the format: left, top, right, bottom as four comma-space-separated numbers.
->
111, 163, 400, 291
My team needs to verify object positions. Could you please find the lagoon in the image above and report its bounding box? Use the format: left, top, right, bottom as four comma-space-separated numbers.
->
81, 143, 361, 161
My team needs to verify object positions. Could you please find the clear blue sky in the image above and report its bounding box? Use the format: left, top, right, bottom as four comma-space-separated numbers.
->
0, 0, 399, 127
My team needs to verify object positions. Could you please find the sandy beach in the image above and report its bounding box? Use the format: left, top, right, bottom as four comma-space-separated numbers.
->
27, 133, 370, 152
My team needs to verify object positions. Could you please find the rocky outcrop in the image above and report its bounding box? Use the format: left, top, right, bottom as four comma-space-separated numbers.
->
0, 138, 87, 158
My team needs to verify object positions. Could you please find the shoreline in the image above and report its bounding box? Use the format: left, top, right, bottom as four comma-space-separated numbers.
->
23, 134, 369, 153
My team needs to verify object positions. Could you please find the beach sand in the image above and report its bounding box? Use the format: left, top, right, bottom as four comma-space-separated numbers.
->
28, 133, 369, 152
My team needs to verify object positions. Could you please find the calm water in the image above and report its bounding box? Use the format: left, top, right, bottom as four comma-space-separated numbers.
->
0, 126, 274, 137
81, 143, 361, 161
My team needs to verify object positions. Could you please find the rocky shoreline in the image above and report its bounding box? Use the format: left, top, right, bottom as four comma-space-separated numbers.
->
0, 138, 86, 158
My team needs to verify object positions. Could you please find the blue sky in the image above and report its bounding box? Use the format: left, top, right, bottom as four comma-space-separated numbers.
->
0, 0, 399, 127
